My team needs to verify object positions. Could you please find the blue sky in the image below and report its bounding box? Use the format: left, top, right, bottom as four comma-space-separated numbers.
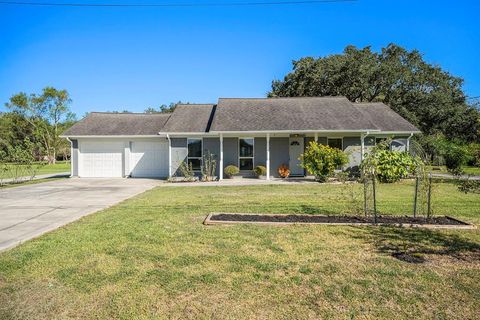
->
1, 0, 479, 116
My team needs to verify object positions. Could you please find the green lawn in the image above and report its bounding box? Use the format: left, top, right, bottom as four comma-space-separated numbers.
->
0, 181, 479, 319
428, 165, 480, 176
0, 161, 70, 180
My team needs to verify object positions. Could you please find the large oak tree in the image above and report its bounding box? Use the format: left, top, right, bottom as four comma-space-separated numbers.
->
269, 44, 479, 142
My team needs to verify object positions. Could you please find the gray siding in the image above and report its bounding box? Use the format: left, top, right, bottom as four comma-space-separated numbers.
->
317, 137, 328, 145
270, 137, 289, 178
171, 138, 187, 176
223, 138, 238, 167
203, 138, 220, 176
254, 137, 266, 167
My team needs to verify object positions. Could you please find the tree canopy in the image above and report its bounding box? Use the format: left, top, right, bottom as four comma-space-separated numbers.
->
4, 87, 76, 163
269, 44, 479, 142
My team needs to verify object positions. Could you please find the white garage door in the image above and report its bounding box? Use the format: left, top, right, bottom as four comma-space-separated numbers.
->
130, 141, 168, 178
80, 140, 123, 177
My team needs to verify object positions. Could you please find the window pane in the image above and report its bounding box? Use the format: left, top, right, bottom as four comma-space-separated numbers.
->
188, 158, 201, 171
328, 138, 342, 150
239, 138, 254, 157
239, 158, 253, 170
188, 139, 202, 158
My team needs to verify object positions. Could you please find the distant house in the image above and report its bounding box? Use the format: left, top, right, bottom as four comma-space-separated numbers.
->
61, 97, 420, 179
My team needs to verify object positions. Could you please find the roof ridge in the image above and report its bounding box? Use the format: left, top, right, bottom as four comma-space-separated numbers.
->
90, 111, 170, 115
218, 96, 346, 100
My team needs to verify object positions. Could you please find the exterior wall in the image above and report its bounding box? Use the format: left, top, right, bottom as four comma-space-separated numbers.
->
71, 139, 79, 177
203, 137, 220, 176
223, 138, 238, 167
343, 137, 362, 169
254, 137, 267, 167
391, 138, 408, 152
171, 138, 188, 177
270, 137, 290, 178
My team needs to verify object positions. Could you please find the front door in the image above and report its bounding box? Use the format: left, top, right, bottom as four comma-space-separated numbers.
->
289, 137, 304, 176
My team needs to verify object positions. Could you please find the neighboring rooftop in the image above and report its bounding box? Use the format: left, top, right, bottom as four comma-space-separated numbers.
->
161, 104, 215, 133
61, 112, 170, 136
210, 97, 383, 132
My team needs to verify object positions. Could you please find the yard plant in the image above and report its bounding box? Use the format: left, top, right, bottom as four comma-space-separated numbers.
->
224, 165, 239, 178
300, 141, 348, 182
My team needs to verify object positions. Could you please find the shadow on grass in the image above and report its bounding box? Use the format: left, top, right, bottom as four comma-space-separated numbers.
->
353, 226, 480, 263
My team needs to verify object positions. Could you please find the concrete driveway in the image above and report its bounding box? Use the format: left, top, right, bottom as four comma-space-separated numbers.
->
0, 178, 161, 251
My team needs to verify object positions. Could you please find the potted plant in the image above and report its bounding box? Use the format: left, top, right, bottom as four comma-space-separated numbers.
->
277, 164, 290, 178
224, 165, 239, 178
253, 165, 267, 179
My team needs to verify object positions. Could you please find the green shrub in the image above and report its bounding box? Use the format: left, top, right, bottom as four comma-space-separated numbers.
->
253, 165, 267, 177
224, 165, 239, 177
370, 150, 418, 183
439, 141, 469, 175
300, 142, 348, 182
467, 143, 480, 167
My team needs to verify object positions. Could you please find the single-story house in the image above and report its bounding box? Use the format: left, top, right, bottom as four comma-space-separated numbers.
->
61, 97, 420, 179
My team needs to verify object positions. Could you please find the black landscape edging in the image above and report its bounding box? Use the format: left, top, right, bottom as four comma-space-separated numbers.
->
204, 213, 476, 229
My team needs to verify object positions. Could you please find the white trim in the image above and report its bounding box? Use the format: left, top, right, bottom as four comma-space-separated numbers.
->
187, 137, 203, 171
60, 135, 162, 138
406, 133, 413, 152
219, 134, 224, 180
210, 129, 381, 134
360, 132, 370, 162
158, 132, 218, 136
167, 134, 172, 177
66, 137, 73, 177
238, 137, 254, 171
266, 133, 270, 180
314, 133, 318, 142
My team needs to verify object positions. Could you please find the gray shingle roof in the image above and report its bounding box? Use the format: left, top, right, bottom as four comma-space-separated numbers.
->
62, 97, 419, 136
353, 102, 420, 132
61, 112, 170, 136
210, 97, 402, 132
160, 104, 215, 133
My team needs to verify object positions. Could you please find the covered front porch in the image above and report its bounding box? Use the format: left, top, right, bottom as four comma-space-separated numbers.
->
165, 131, 412, 180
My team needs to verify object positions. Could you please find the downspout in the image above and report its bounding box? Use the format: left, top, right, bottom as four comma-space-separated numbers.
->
406, 133, 413, 153
360, 131, 370, 162
66, 137, 73, 177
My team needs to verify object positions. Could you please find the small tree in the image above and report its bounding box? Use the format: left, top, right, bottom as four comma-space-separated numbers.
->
6, 87, 76, 164
300, 142, 348, 182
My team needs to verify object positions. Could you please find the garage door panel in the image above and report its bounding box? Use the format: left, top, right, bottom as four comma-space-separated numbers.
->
130, 141, 168, 178
80, 141, 123, 177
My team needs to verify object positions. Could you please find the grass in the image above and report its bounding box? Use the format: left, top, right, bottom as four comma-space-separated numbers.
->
0, 181, 479, 319
428, 165, 480, 176
0, 161, 70, 180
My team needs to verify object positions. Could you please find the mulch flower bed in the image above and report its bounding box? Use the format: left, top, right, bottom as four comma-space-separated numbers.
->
204, 213, 475, 229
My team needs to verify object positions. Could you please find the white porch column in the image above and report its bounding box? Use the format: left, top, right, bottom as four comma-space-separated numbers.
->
314, 132, 318, 142
360, 133, 365, 162
406, 133, 413, 153
219, 133, 224, 180
167, 134, 172, 178
266, 133, 270, 180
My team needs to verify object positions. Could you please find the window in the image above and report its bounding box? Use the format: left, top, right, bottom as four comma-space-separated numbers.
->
327, 138, 343, 150
239, 138, 254, 170
187, 138, 202, 171
364, 137, 375, 146
375, 137, 387, 145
